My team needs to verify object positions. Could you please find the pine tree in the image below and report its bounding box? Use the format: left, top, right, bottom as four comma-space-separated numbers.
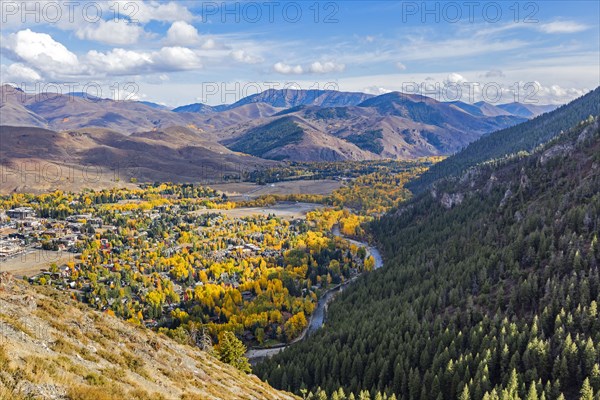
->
581, 378, 594, 400
215, 331, 251, 373
591, 364, 600, 392
460, 385, 471, 400
525, 383, 538, 400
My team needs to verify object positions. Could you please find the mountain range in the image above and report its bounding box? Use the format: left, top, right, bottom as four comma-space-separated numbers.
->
1, 84, 559, 173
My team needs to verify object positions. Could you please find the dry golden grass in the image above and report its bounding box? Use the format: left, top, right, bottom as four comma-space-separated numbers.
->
0, 279, 299, 400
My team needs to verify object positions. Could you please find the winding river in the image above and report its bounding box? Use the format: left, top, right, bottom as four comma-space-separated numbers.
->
246, 225, 383, 363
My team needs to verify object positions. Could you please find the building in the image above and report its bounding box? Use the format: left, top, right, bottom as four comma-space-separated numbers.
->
16, 217, 41, 229
66, 214, 92, 222
0, 239, 24, 258
7, 207, 35, 220
58, 234, 78, 248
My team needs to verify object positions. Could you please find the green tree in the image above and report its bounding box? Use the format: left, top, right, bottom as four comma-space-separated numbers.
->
215, 331, 251, 373
525, 383, 538, 400
581, 378, 594, 400
460, 385, 471, 400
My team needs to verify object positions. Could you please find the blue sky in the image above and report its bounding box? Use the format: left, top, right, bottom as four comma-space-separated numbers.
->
1, 1, 598, 106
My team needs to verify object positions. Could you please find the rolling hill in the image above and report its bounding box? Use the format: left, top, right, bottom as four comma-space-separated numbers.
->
223, 116, 375, 161
0, 85, 204, 134
0, 125, 273, 193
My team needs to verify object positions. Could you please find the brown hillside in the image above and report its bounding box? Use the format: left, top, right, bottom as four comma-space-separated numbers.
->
0, 276, 298, 400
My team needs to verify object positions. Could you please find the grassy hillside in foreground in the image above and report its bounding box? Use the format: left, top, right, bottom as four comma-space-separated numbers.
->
0, 278, 298, 400
408, 87, 600, 194
255, 116, 600, 399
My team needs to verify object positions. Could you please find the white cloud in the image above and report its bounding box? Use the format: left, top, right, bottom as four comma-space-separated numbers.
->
0, 2, 193, 34
308, 61, 345, 74
519, 81, 588, 104
201, 38, 216, 50
165, 21, 201, 46
164, 21, 216, 49
444, 73, 467, 84
75, 19, 144, 46
154, 47, 202, 70
2, 29, 81, 77
273, 62, 304, 74
86, 47, 201, 75
2, 29, 205, 79
363, 86, 393, 95
395, 62, 407, 71
2, 63, 42, 82
273, 61, 345, 75
86, 48, 153, 75
230, 50, 263, 64
538, 21, 589, 34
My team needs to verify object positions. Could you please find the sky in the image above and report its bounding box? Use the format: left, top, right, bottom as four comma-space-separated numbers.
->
1, 0, 599, 106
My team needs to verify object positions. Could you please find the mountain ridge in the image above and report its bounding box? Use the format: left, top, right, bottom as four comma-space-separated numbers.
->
1, 84, 561, 163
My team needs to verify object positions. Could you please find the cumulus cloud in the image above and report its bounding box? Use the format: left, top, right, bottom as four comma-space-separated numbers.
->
2, 29, 203, 79
538, 21, 589, 34
273, 61, 345, 75
2, 29, 81, 77
308, 61, 345, 74
165, 21, 201, 46
86, 48, 153, 75
154, 47, 202, 70
395, 62, 407, 71
444, 73, 467, 84
516, 81, 588, 104
2, 63, 42, 83
230, 50, 263, 64
75, 19, 145, 46
201, 38, 216, 50
87, 47, 201, 75
164, 21, 216, 49
273, 62, 304, 74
